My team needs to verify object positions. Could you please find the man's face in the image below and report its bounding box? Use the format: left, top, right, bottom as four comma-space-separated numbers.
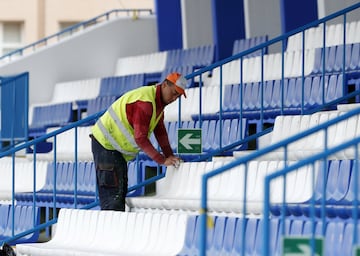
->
161, 80, 182, 105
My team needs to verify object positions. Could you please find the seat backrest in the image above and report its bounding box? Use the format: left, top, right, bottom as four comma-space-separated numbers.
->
220, 217, 237, 254
99, 74, 144, 97
52, 78, 101, 103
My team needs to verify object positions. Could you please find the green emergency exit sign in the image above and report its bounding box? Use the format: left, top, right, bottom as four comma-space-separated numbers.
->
177, 129, 202, 154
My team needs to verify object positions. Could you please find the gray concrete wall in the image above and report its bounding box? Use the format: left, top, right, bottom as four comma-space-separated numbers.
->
180, 0, 213, 49
0, 16, 158, 105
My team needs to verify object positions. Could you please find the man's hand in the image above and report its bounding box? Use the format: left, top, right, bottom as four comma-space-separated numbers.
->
164, 155, 182, 168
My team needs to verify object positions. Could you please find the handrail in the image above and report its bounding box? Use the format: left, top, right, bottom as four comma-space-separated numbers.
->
262, 133, 360, 256
0, 110, 105, 245
200, 104, 360, 255
0, 110, 105, 158
0, 8, 153, 63
185, 2, 360, 80
197, 1, 360, 253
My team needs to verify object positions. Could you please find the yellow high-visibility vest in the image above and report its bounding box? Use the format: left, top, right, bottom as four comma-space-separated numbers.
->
91, 85, 163, 161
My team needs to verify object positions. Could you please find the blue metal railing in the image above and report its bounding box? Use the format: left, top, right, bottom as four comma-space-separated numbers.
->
197, 2, 360, 255
184, 2, 360, 138
0, 110, 104, 246
200, 103, 360, 256
0, 9, 153, 62
263, 128, 360, 255
1, 1, 359, 251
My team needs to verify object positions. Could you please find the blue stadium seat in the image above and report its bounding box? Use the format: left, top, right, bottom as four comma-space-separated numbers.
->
303, 76, 314, 108
254, 218, 265, 255
178, 215, 198, 256
86, 95, 118, 119
325, 46, 337, 73
233, 38, 248, 55
57, 162, 74, 194
322, 160, 343, 218
166, 48, 182, 68
0, 205, 40, 245
335, 160, 360, 218
325, 220, 346, 256
76, 161, 88, 194
229, 83, 241, 112
290, 219, 304, 235
82, 161, 96, 196
222, 85, 233, 112
207, 216, 227, 255
274, 218, 292, 255
341, 221, 360, 255
309, 75, 324, 107
29, 102, 73, 137
218, 217, 237, 255
301, 160, 329, 217
327, 160, 352, 217
269, 218, 280, 254
0, 204, 10, 235
266, 79, 282, 117
232, 35, 268, 57
203, 120, 217, 152
302, 219, 323, 237
15, 161, 97, 207
192, 216, 216, 254
242, 82, 253, 112
350, 43, 360, 70
229, 118, 248, 151
209, 119, 224, 152
197, 44, 215, 67
325, 74, 341, 104
221, 119, 232, 148
99, 74, 144, 97
231, 217, 248, 255
165, 45, 214, 70
310, 48, 323, 74
334, 44, 352, 72
284, 78, 302, 113
294, 77, 304, 110
244, 218, 258, 255
250, 81, 261, 114
263, 80, 274, 111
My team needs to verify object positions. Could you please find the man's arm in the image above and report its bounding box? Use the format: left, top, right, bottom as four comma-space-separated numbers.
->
129, 101, 180, 166
131, 101, 166, 164
153, 118, 174, 158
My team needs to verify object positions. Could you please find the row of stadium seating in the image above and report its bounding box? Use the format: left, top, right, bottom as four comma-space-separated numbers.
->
14, 208, 360, 256
28, 116, 248, 162
0, 205, 40, 245
244, 106, 359, 161
286, 20, 360, 51
179, 214, 359, 256
126, 156, 357, 217
208, 43, 360, 87
16, 209, 189, 256
220, 74, 343, 120
29, 71, 347, 138
28, 40, 360, 138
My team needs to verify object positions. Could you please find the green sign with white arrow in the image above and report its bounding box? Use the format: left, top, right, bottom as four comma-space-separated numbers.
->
355, 247, 360, 256
177, 129, 202, 154
283, 237, 323, 256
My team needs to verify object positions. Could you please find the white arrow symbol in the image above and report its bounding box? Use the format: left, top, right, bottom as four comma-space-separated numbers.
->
286, 244, 320, 256
180, 133, 201, 150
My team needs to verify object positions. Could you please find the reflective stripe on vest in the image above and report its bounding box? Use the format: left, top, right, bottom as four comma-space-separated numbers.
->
96, 119, 137, 157
108, 107, 139, 151
92, 85, 162, 159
